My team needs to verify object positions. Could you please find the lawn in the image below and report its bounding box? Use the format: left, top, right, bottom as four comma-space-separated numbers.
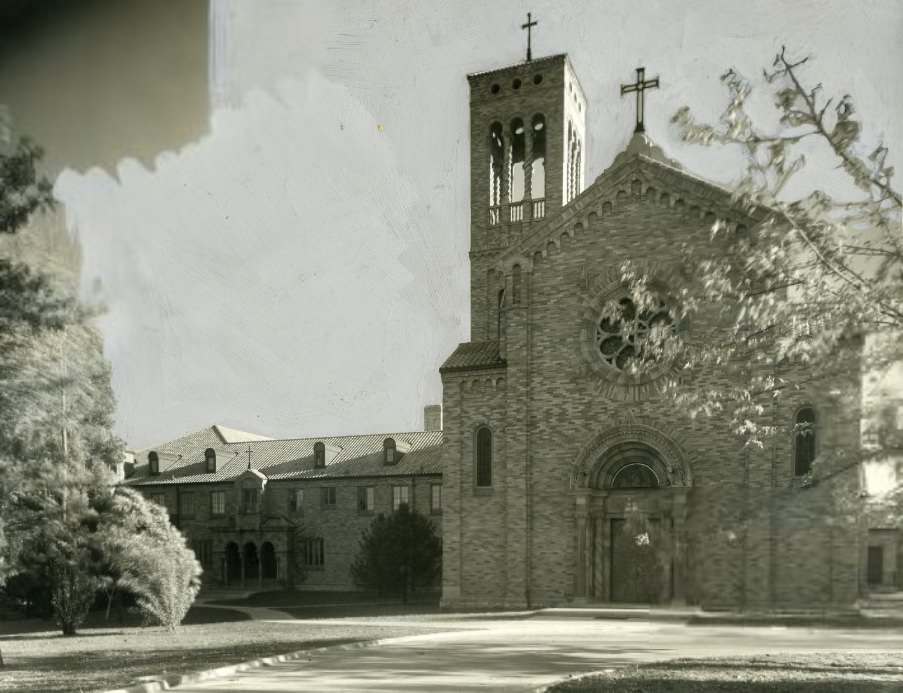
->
0, 604, 448, 692
208, 589, 445, 619
547, 653, 903, 692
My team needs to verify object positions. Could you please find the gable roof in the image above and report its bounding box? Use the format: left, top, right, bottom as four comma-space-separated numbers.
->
495, 132, 762, 267
132, 424, 273, 459
124, 428, 443, 486
440, 340, 506, 373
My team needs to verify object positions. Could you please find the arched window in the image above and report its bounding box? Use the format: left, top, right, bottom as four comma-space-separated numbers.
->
794, 407, 817, 476
611, 463, 660, 489
205, 448, 216, 473
509, 118, 526, 203
489, 122, 504, 208
566, 122, 582, 203
531, 114, 545, 199
476, 427, 492, 487
148, 451, 159, 475
314, 442, 325, 468
512, 265, 522, 305
384, 437, 397, 465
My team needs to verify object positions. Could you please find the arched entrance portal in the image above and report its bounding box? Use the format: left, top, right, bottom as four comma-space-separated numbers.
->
571, 426, 692, 604
261, 542, 277, 580
243, 542, 260, 583
224, 542, 241, 584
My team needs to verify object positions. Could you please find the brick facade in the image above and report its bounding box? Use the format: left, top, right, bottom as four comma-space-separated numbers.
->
440, 54, 863, 609
126, 426, 443, 591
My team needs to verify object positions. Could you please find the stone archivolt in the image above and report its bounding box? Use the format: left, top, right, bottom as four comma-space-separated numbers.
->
571, 423, 693, 490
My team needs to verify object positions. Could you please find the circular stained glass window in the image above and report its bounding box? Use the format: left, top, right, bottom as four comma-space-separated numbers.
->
595, 297, 673, 371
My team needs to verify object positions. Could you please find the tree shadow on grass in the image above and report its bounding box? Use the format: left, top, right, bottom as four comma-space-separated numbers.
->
1, 637, 363, 692
0, 604, 249, 639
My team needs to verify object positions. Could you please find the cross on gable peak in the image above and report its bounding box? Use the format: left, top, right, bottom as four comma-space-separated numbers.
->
620, 66, 661, 134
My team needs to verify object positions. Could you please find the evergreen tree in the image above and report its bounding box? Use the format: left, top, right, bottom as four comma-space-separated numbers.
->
350, 504, 441, 603
0, 116, 201, 645
94, 488, 202, 630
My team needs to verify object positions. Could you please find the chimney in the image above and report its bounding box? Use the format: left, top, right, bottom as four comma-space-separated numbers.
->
424, 405, 442, 432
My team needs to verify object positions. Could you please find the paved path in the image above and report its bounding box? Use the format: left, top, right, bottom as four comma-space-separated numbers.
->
173, 613, 903, 692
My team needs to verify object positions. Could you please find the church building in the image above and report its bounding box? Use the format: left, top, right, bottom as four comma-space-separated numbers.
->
125, 45, 880, 609
438, 51, 863, 609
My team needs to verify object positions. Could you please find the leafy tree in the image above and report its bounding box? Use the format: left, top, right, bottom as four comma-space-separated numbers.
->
616, 48, 899, 506
350, 504, 441, 603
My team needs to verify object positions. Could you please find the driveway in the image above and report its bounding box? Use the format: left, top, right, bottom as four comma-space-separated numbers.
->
172, 612, 903, 692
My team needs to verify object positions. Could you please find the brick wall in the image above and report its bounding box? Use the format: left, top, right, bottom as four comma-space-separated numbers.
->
442, 166, 863, 609
136, 474, 442, 591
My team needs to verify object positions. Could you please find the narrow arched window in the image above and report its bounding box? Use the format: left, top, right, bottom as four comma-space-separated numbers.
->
509, 118, 525, 203
384, 437, 397, 465
489, 122, 504, 208
205, 448, 216, 473
314, 441, 325, 468
512, 265, 522, 305
574, 139, 582, 194
148, 451, 159, 475
794, 407, 816, 476
497, 289, 505, 339
476, 427, 492, 487
566, 121, 575, 202
531, 114, 545, 199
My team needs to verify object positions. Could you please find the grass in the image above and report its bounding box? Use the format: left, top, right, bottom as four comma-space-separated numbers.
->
548, 653, 903, 692
208, 589, 445, 619
0, 604, 447, 692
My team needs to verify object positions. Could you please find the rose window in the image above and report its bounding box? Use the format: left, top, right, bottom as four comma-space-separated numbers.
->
595, 297, 673, 371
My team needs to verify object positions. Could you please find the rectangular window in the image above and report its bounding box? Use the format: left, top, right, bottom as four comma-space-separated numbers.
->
321, 486, 336, 508
178, 493, 194, 518
289, 488, 304, 513
191, 539, 213, 567
430, 484, 442, 514
151, 493, 166, 507
210, 490, 225, 516
392, 485, 410, 511
302, 538, 325, 568
357, 486, 374, 513
242, 487, 259, 513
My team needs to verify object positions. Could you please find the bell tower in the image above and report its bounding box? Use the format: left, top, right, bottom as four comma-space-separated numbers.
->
467, 54, 587, 341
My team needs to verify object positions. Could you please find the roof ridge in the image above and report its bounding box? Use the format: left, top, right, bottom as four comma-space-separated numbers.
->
221, 430, 442, 445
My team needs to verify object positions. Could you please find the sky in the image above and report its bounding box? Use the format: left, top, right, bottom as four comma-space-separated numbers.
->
15, 0, 902, 448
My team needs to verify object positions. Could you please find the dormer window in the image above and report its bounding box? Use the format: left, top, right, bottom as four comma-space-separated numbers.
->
205, 448, 217, 473
148, 451, 159, 475
314, 442, 326, 468
384, 438, 397, 465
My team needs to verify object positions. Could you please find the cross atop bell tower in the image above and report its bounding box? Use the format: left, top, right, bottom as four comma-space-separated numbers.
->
521, 12, 538, 62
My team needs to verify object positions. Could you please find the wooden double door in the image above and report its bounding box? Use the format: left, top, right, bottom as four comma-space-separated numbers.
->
610, 517, 666, 603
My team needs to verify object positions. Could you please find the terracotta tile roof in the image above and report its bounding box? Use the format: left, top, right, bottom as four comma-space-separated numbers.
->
124, 427, 443, 486
440, 341, 506, 373
132, 424, 272, 459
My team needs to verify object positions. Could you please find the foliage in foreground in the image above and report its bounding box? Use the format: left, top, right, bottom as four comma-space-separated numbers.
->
0, 115, 200, 641
95, 487, 202, 629
612, 48, 900, 508
350, 504, 441, 603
